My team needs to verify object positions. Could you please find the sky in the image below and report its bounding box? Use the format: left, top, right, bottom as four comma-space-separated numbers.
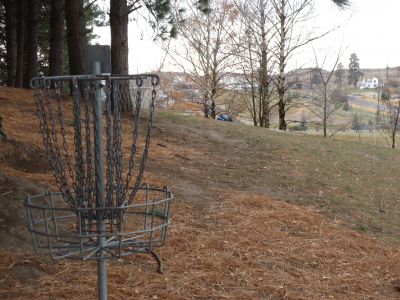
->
92, 0, 400, 73
309, 0, 400, 69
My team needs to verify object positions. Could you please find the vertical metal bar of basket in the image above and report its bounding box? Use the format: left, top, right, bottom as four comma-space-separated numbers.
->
93, 79, 107, 300
25, 195, 39, 252
49, 191, 59, 241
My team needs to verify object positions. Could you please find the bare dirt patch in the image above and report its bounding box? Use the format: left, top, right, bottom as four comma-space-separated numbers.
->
0, 140, 50, 173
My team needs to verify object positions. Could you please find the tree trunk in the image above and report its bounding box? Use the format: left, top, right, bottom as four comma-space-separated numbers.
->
277, 0, 287, 131
323, 89, 327, 138
23, 0, 38, 87
15, 0, 26, 88
5, 0, 17, 87
251, 93, 257, 126
278, 93, 286, 130
246, 34, 257, 127
110, 0, 129, 110
210, 70, 217, 119
65, 0, 87, 75
210, 85, 216, 119
262, 102, 270, 128
0, 114, 6, 141
49, 0, 64, 77
210, 100, 216, 119
392, 103, 400, 149
259, 0, 270, 128
110, 0, 128, 75
203, 93, 209, 118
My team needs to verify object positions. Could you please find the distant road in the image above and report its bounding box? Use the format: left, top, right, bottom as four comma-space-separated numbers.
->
347, 95, 387, 111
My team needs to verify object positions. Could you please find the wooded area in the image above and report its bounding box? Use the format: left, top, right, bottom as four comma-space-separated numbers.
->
0, 0, 104, 87
0, 0, 350, 121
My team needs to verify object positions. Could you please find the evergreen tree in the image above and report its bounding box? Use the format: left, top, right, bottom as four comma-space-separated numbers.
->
0, 0, 104, 85
351, 113, 361, 132
3, 0, 17, 86
381, 88, 391, 100
343, 98, 350, 111
332, 0, 350, 7
348, 53, 362, 88
310, 68, 322, 88
24, 0, 38, 88
65, 0, 87, 75
48, 0, 65, 77
334, 62, 344, 92
300, 112, 308, 131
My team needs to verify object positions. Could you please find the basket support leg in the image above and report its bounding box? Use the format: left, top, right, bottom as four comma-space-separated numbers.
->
149, 250, 164, 274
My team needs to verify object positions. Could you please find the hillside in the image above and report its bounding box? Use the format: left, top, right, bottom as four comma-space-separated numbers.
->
1, 87, 400, 299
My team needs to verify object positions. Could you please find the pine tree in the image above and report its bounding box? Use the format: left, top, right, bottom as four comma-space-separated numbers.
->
332, 0, 350, 8
4, 0, 17, 86
348, 53, 362, 88
351, 113, 361, 132
15, 0, 26, 87
334, 62, 344, 93
300, 112, 308, 131
23, 0, 38, 88
48, 0, 64, 77
0, 0, 104, 85
65, 0, 87, 75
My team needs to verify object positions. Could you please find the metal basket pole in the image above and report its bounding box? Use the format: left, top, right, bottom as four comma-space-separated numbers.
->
93, 79, 107, 300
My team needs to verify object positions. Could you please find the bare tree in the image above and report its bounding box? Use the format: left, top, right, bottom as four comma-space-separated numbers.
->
380, 97, 400, 149
269, 0, 317, 131
168, 0, 237, 119
234, 0, 276, 127
303, 49, 345, 137
269, 0, 342, 130
108, 0, 209, 111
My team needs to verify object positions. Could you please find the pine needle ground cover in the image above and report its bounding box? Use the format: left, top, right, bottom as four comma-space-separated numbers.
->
1, 87, 400, 299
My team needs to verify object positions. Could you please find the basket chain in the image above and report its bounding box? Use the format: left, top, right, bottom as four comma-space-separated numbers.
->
34, 75, 158, 212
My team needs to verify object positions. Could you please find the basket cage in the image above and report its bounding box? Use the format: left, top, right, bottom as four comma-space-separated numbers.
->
25, 186, 172, 260
25, 74, 173, 266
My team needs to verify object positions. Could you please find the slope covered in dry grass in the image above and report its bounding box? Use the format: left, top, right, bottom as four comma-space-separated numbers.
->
1, 86, 400, 299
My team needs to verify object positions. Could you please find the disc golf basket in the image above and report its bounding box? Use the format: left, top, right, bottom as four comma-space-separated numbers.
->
24, 74, 173, 300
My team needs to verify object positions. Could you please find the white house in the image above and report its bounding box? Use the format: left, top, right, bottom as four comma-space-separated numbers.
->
360, 77, 379, 89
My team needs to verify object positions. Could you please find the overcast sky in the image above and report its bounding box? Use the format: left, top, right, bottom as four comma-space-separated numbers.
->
310, 0, 400, 69
93, 0, 400, 73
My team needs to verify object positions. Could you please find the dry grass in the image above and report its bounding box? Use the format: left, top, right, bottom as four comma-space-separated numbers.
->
1, 86, 400, 299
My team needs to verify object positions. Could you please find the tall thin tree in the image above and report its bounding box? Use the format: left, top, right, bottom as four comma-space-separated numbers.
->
49, 0, 65, 77
110, 0, 129, 76
24, 0, 38, 87
65, 0, 87, 75
234, 0, 276, 127
4, 0, 17, 86
15, 0, 26, 87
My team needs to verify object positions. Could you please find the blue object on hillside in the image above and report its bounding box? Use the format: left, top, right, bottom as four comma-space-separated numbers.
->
217, 114, 233, 122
